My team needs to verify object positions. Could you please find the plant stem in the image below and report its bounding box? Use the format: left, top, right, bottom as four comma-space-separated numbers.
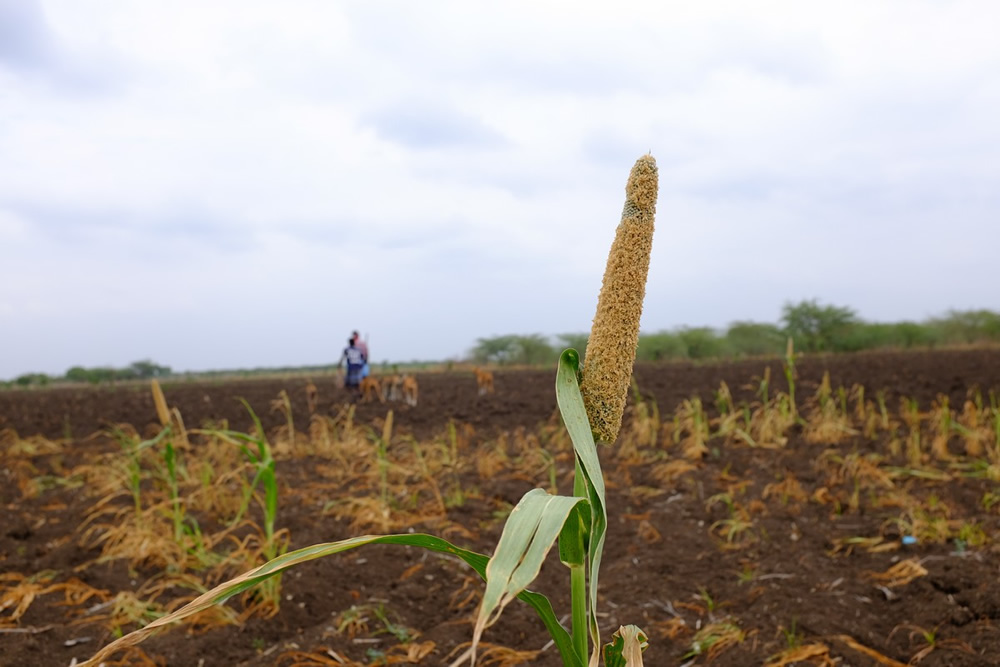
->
164, 440, 183, 542
571, 564, 587, 661
570, 458, 588, 662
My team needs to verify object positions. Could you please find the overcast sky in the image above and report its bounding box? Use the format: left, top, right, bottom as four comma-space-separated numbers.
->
1, 1, 998, 379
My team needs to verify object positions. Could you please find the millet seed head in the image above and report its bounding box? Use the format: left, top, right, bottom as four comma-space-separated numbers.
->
580, 154, 657, 444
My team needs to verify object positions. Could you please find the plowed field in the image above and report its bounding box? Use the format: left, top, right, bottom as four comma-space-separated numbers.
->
2, 348, 1000, 666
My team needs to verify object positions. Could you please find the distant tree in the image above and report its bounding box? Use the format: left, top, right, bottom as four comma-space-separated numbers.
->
892, 321, 940, 348
636, 331, 687, 361
781, 299, 859, 353
725, 321, 785, 357
514, 334, 557, 365
15, 373, 50, 387
836, 321, 938, 351
65, 366, 91, 383
127, 360, 172, 379
61, 360, 171, 384
838, 322, 891, 351
676, 327, 729, 359
470, 335, 522, 365
87, 367, 119, 384
470, 335, 558, 366
928, 309, 1000, 344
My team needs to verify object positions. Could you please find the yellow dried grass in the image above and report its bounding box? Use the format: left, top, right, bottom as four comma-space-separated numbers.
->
865, 558, 928, 588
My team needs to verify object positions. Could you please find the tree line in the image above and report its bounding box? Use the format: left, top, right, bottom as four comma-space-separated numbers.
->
468, 302, 1000, 365
8, 359, 172, 388
6, 302, 999, 387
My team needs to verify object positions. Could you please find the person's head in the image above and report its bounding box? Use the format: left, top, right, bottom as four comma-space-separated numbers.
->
347, 337, 355, 347
351, 330, 360, 342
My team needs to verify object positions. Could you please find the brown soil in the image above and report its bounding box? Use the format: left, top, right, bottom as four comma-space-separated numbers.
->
2, 348, 1000, 666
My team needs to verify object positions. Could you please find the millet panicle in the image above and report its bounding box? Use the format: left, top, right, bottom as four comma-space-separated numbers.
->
580, 154, 657, 444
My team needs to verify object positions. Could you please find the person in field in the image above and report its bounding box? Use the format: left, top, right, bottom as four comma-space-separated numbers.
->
339, 337, 366, 394
352, 331, 370, 379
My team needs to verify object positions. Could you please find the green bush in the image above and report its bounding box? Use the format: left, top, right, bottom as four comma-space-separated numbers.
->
928, 310, 1000, 344
635, 331, 688, 361
724, 321, 785, 357
676, 327, 730, 359
781, 300, 858, 353
14, 373, 50, 387
470, 335, 557, 365
61, 361, 172, 384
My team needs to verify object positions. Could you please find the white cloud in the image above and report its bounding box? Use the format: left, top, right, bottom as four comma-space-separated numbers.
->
1, 0, 999, 378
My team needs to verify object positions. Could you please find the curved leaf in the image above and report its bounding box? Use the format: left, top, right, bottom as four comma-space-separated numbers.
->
471, 488, 590, 663
79, 533, 578, 667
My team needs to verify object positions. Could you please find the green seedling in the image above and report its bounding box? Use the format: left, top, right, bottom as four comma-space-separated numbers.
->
109, 424, 173, 522
757, 367, 771, 404
876, 390, 890, 431
372, 603, 414, 643
408, 435, 447, 514
982, 491, 1000, 511
782, 338, 799, 422
162, 440, 184, 543
902, 398, 923, 466
888, 623, 975, 664
780, 617, 802, 649
697, 587, 718, 616
197, 400, 287, 609
367, 411, 394, 506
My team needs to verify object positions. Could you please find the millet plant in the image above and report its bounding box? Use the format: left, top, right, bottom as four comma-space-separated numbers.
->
80, 154, 658, 667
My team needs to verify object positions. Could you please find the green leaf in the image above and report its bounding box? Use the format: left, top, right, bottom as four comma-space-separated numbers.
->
237, 397, 269, 461
262, 461, 277, 525
558, 502, 590, 568
134, 425, 172, 452
163, 440, 176, 479
79, 533, 580, 667
471, 488, 590, 662
556, 348, 609, 662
